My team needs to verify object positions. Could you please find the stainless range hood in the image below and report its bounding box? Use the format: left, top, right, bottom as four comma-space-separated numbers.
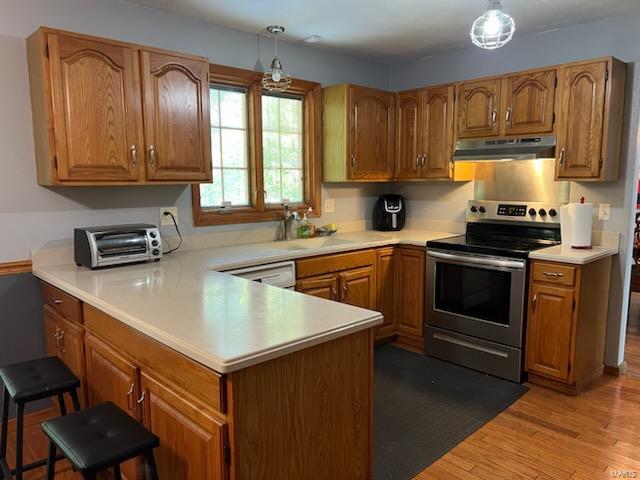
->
453, 135, 556, 162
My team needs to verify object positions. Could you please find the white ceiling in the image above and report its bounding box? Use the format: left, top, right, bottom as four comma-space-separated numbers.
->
126, 0, 640, 61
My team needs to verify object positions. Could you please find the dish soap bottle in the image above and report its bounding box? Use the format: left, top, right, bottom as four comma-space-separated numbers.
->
298, 208, 312, 239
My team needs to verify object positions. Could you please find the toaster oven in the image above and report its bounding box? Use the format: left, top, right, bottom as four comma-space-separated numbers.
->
74, 224, 162, 269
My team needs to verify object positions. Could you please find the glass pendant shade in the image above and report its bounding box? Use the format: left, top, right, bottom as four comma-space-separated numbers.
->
262, 26, 292, 92
470, 0, 516, 50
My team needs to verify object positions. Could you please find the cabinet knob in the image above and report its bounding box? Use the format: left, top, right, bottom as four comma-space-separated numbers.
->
148, 145, 157, 167
129, 144, 138, 169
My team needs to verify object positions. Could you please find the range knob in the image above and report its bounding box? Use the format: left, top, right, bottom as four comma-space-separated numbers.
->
478, 206, 486, 213
549, 208, 557, 217
538, 208, 547, 216
152, 249, 160, 256
528, 208, 537, 216
152, 240, 159, 247
150, 231, 157, 238
470, 206, 478, 213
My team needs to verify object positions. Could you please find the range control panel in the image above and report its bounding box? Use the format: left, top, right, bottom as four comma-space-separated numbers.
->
467, 200, 563, 225
497, 204, 527, 217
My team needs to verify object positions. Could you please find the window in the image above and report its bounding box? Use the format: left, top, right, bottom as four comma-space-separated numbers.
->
192, 64, 321, 226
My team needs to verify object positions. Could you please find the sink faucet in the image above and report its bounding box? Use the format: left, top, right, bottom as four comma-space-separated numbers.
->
278, 204, 299, 241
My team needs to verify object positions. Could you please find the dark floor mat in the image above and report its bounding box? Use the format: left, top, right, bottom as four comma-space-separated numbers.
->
374, 345, 528, 479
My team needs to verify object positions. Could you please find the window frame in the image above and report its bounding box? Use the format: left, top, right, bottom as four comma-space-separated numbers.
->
192, 64, 322, 226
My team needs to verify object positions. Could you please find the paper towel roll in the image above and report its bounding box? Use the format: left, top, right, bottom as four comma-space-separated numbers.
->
560, 205, 572, 249
568, 203, 593, 249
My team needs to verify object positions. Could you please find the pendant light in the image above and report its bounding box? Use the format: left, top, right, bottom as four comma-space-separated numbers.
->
470, 0, 516, 50
262, 25, 292, 92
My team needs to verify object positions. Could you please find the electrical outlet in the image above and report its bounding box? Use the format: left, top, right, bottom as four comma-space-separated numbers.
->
324, 198, 335, 213
160, 207, 178, 226
598, 203, 611, 221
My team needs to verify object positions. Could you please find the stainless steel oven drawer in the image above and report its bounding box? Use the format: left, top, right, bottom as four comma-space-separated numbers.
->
424, 326, 523, 383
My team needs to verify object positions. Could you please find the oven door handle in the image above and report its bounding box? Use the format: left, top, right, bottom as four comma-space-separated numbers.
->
427, 250, 525, 270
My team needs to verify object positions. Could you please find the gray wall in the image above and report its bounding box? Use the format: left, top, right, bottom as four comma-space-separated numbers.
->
0, 0, 390, 263
388, 14, 640, 366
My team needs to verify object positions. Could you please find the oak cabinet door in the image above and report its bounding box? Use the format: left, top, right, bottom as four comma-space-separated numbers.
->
503, 69, 556, 136
43, 306, 58, 358
376, 248, 397, 339
339, 266, 376, 310
140, 51, 212, 182
395, 248, 425, 339
349, 86, 395, 179
423, 85, 454, 178
525, 284, 575, 382
47, 33, 142, 182
140, 372, 227, 480
296, 275, 339, 301
556, 61, 608, 179
85, 333, 142, 480
456, 79, 501, 138
395, 91, 422, 179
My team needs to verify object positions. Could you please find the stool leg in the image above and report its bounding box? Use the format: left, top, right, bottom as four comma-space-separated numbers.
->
145, 451, 159, 480
113, 464, 122, 480
82, 472, 97, 480
0, 385, 8, 460
14, 403, 24, 480
45, 440, 56, 480
70, 388, 81, 412
57, 393, 67, 416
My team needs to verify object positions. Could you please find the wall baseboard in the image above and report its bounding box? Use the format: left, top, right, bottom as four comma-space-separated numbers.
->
604, 361, 627, 377
7, 405, 56, 433
0, 259, 32, 276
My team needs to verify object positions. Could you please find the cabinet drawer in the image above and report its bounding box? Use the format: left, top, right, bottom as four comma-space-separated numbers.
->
296, 249, 376, 279
41, 281, 83, 323
532, 262, 576, 286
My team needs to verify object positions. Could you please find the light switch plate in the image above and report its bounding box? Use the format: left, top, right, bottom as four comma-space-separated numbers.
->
598, 203, 611, 221
160, 207, 178, 226
324, 198, 335, 213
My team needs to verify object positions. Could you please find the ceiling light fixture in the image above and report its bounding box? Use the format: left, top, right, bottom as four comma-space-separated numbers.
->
470, 0, 515, 50
303, 35, 322, 44
262, 25, 292, 93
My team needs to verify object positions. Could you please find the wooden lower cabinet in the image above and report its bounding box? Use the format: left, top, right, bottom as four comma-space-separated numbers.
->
395, 247, 426, 350
140, 371, 227, 480
296, 275, 338, 300
340, 265, 376, 309
42, 305, 86, 410
375, 247, 397, 340
525, 258, 612, 394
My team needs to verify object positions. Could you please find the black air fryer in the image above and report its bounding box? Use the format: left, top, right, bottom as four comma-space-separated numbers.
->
373, 194, 406, 231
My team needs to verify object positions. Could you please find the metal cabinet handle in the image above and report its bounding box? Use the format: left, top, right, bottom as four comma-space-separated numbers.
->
421, 154, 427, 167
54, 327, 62, 351
542, 272, 564, 278
129, 145, 137, 169
148, 145, 157, 167
559, 147, 566, 165
416, 155, 421, 167
56, 329, 66, 353
350, 155, 357, 168
505, 107, 512, 124
491, 110, 497, 125
137, 391, 146, 422
53, 298, 63, 305
331, 287, 337, 300
126, 383, 135, 411
532, 294, 538, 312
342, 284, 348, 301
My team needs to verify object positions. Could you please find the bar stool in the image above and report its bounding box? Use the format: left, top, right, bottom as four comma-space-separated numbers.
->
42, 401, 160, 480
0, 356, 81, 480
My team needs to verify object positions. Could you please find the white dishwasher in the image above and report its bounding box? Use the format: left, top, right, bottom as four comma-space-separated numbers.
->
223, 261, 296, 290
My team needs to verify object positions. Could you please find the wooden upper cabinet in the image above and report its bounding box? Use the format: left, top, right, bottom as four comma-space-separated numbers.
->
456, 78, 501, 138
395, 91, 421, 179
27, 27, 212, 186
350, 86, 395, 179
503, 69, 556, 135
140, 50, 212, 182
322, 84, 394, 181
422, 85, 455, 178
525, 283, 575, 382
555, 59, 625, 181
41, 32, 142, 182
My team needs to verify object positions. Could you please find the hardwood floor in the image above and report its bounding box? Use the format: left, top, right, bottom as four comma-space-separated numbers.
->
625, 292, 640, 378
416, 373, 640, 480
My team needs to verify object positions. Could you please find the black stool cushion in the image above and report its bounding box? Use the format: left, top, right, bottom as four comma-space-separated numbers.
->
0, 356, 80, 403
42, 402, 159, 472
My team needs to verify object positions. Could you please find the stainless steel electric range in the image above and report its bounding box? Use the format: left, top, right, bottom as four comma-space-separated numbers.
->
424, 200, 563, 383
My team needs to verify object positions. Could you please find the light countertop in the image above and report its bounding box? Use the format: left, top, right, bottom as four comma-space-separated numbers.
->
32, 229, 457, 374
528, 244, 618, 265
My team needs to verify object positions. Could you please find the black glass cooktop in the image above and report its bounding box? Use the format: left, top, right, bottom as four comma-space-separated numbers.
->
427, 223, 561, 259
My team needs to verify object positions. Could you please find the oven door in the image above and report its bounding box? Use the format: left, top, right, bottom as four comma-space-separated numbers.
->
425, 250, 526, 348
